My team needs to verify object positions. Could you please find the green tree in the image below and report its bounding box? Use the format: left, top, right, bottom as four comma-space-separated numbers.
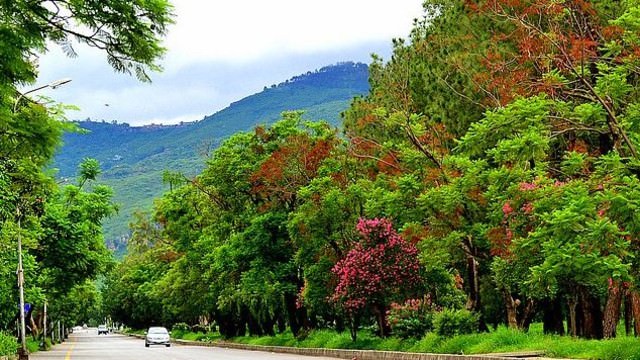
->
0, 0, 173, 342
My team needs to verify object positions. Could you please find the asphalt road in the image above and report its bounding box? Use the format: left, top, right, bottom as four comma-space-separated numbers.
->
31, 329, 341, 360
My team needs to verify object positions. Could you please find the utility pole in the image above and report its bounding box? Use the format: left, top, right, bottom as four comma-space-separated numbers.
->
12, 79, 71, 360
43, 301, 47, 349
17, 211, 29, 360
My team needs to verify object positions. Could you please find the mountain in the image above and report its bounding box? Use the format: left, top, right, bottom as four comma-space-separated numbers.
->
53, 62, 370, 255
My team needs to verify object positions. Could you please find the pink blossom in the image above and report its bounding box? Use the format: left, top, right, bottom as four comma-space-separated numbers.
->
502, 202, 514, 216
519, 182, 537, 191
521, 202, 534, 214
331, 217, 422, 313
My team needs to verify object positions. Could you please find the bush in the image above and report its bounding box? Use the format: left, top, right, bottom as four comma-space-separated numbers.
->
0, 332, 17, 356
191, 324, 210, 333
387, 299, 434, 338
433, 309, 478, 337
172, 322, 190, 332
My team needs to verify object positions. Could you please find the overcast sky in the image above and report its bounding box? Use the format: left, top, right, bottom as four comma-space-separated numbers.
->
34, 1, 425, 126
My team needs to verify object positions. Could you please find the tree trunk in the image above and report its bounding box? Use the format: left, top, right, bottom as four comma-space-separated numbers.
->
624, 292, 632, 336
631, 290, 640, 337
502, 289, 518, 329
284, 293, 301, 336
462, 236, 487, 331
503, 289, 535, 331
246, 311, 263, 336
349, 314, 359, 342
568, 294, 578, 337
579, 286, 603, 339
464, 248, 480, 312
603, 281, 623, 338
519, 298, 535, 331
296, 304, 310, 332
542, 297, 565, 335
335, 315, 345, 332
373, 304, 390, 337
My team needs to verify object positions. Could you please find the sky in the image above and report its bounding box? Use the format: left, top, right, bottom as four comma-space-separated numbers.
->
34, 1, 425, 126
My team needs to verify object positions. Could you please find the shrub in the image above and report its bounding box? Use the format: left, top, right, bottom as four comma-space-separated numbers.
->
0, 332, 17, 356
191, 324, 209, 333
387, 298, 435, 338
172, 322, 190, 332
433, 309, 478, 337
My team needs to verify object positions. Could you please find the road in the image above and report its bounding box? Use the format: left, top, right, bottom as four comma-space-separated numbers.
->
31, 329, 340, 360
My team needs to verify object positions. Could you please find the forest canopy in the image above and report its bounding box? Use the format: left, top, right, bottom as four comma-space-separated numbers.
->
105, 0, 640, 341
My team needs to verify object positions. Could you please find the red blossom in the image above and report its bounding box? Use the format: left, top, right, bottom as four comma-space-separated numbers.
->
331, 218, 423, 313
502, 202, 514, 216
519, 182, 537, 191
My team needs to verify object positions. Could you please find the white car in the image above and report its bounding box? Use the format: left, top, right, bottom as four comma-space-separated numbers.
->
145, 327, 171, 347
97, 325, 108, 335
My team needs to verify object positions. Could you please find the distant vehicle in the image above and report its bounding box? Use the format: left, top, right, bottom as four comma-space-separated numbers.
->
145, 326, 170, 347
98, 325, 108, 335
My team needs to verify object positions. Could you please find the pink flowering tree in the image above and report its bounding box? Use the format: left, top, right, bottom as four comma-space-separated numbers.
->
331, 218, 423, 339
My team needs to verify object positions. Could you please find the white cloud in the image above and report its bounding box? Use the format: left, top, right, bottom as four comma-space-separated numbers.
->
165, 0, 423, 68
34, 1, 425, 125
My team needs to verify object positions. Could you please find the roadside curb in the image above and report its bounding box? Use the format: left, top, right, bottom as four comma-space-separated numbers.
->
171, 338, 518, 360
121, 332, 542, 360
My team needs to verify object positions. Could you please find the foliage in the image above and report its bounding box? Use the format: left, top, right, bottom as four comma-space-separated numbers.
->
52, 62, 370, 255
103, 0, 640, 348
0, 0, 172, 340
0, 0, 172, 85
37, 161, 116, 295
433, 309, 479, 338
387, 299, 435, 339
171, 322, 190, 332
331, 218, 423, 338
170, 324, 640, 360
0, 332, 17, 356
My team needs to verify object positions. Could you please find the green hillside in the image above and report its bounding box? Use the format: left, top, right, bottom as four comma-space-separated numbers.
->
53, 62, 369, 255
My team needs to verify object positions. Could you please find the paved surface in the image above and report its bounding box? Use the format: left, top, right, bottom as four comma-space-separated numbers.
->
31, 329, 340, 360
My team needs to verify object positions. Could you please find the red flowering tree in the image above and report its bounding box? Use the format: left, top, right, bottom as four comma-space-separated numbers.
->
331, 218, 423, 339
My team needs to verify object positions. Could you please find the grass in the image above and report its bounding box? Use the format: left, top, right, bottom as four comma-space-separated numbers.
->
166, 323, 640, 360
26, 338, 40, 353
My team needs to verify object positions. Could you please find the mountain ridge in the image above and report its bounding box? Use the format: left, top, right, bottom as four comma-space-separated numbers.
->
53, 61, 370, 254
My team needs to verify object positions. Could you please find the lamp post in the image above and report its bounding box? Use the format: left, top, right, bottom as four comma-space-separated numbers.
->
16, 209, 28, 360
13, 78, 72, 112
13, 78, 71, 360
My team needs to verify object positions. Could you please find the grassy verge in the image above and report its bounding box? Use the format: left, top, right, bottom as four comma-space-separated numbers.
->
26, 339, 40, 354
123, 328, 146, 336
167, 323, 640, 360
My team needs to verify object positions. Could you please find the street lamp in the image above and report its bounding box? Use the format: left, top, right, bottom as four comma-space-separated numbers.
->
16, 208, 28, 360
13, 78, 72, 113
13, 78, 71, 360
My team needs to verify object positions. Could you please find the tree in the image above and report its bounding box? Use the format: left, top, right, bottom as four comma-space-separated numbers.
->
0, 0, 172, 88
331, 218, 423, 339
37, 159, 116, 296
0, 0, 173, 341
